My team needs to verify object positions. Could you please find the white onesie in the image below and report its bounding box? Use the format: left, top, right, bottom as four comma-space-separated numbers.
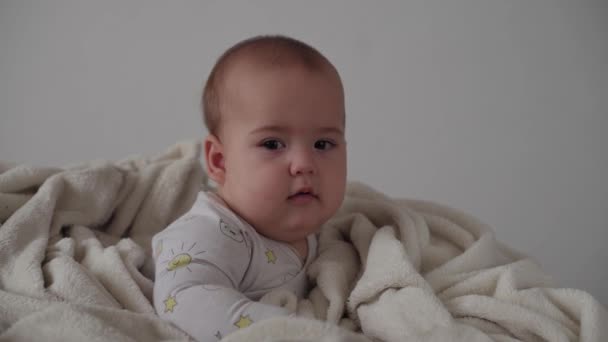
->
152, 191, 317, 342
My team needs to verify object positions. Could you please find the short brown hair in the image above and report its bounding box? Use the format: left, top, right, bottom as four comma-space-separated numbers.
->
202, 35, 339, 135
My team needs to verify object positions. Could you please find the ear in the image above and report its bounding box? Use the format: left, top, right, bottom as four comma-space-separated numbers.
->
203, 134, 226, 185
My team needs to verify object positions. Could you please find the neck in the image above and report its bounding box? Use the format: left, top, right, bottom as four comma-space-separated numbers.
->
212, 189, 309, 261
289, 238, 308, 262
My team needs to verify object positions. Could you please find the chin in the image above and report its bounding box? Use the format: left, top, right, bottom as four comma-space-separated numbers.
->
280, 223, 318, 238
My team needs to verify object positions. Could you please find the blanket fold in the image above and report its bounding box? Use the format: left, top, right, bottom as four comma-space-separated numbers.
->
1, 141, 606, 342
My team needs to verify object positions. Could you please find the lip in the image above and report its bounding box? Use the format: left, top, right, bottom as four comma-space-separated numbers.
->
287, 192, 318, 204
288, 186, 316, 197
287, 187, 319, 204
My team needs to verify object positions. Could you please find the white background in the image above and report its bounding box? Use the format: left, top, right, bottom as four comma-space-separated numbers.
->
1, 1, 606, 305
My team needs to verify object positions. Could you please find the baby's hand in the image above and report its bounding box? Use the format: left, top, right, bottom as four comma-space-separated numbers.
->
260, 289, 317, 318
259, 289, 298, 314
295, 298, 316, 319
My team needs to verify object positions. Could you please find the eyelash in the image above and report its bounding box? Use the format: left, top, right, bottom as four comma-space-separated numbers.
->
260, 139, 286, 150
259, 139, 336, 151
314, 140, 336, 150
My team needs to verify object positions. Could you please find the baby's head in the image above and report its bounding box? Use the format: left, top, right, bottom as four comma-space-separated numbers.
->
202, 35, 346, 244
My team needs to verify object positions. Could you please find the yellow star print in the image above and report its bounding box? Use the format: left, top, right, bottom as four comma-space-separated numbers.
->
265, 249, 277, 264
234, 315, 253, 329
164, 296, 177, 313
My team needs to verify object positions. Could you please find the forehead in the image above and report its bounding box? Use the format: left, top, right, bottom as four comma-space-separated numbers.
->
221, 53, 341, 91
219, 62, 345, 133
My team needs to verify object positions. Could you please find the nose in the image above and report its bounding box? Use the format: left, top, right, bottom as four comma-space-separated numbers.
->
289, 147, 316, 176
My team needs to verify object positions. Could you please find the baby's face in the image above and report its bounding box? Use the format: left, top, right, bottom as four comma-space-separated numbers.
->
217, 64, 346, 243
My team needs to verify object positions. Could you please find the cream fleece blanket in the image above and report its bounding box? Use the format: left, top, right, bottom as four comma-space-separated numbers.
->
0, 142, 606, 342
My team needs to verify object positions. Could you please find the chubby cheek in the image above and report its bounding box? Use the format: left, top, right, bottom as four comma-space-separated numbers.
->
324, 160, 347, 210
327, 183, 346, 215
237, 162, 286, 200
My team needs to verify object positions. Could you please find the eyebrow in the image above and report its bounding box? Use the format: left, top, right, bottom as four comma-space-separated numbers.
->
250, 125, 344, 135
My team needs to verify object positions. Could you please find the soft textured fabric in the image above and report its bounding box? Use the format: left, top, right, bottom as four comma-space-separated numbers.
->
152, 191, 317, 341
0, 141, 606, 342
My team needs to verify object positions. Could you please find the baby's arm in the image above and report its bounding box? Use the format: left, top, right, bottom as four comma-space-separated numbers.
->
152, 215, 291, 341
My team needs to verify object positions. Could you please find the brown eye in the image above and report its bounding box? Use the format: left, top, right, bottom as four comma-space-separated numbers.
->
314, 140, 335, 150
261, 139, 285, 150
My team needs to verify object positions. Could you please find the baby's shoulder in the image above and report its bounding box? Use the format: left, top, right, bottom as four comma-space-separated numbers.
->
153, 191, 252, 247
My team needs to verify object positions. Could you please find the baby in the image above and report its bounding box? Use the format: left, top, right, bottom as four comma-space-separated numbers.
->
152, 35, 347, 341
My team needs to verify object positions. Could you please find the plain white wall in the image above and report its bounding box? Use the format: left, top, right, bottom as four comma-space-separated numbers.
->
1, 1, 606, 305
